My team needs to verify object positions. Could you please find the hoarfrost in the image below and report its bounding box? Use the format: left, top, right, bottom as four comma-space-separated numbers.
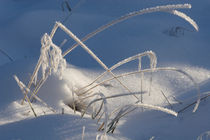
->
169, 10, 199, 31
40, 33, 66, 80
134, 103, 178, 116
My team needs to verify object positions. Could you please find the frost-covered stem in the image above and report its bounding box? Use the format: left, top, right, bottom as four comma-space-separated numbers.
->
56, 22, 108, 70
72, 90, 76, 113
138, 56, 143, 103
22, 32, 57, 104
82, 67, 200, 112
29, 78, 44, 101
107, 101, 178, 132
148, 52, 156, 96
23, 95, 37, 117
97, 112, 105, 124
99, 93, 109, 136
91, 93, 109, 138
13, 75, 37, 117
148, 72, 153, 96
178, 91, 210, 113
63, 4, 197, 57
21, 57, 42, 104
78, 51, 157, 96
30, 34, 66, 100
32, 93, 56, 113
169, 10, 198, 31
76, 71, 107, 94
92, 100, 104, 119
29, 71, 50, 100
107, 106, 137, 133
134, 103, 178, 116
56, 22, 137, 100
50, 22, 59, 39
109, 51, 157, 71
81, 92, 144, 117
161, 90, 173, 109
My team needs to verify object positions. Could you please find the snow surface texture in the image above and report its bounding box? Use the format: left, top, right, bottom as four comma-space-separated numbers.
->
0, 0, 210, 140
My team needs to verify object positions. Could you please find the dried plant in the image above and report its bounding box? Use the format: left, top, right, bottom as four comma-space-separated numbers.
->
13, 4, 202, 137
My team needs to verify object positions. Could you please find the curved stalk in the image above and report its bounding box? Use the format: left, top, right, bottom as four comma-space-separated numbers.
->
62, 3, 198, 57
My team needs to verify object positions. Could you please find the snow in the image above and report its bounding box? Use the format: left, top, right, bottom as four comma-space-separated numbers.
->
0, 0, 210, 140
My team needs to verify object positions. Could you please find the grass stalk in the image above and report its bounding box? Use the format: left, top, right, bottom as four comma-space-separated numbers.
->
62, 4, 197, 57
77, 51, 156, 96
55, 22, 138, 100
82, 67, 200, 112
14, 75, 37, 117
161, 90, 173, 109
178, 91, 210, 113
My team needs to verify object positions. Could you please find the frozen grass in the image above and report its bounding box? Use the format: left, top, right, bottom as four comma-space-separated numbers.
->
76, 51, 157, 95
62, 3, 198, 57
12, 3, 204, 138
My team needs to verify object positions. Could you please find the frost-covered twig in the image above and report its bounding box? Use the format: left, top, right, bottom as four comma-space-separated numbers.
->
63, 3, 198, 57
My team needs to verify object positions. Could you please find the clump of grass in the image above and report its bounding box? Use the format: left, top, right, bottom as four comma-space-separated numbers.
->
13, 4, 202, 137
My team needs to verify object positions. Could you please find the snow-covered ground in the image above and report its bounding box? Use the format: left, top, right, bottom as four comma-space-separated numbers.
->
0, 0, 210, 140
